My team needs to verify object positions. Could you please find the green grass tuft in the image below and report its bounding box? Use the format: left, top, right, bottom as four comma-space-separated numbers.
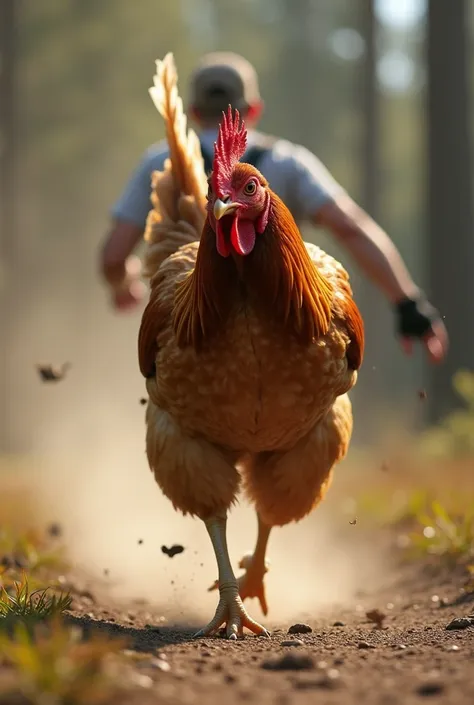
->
407, 500, 474, 561
420, 369, 474, 458
0, 618, 127, 705
0, 576, 72, 627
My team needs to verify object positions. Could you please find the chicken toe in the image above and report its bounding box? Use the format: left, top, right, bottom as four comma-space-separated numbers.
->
237, 553, 269, 616
194, 586, 269, 639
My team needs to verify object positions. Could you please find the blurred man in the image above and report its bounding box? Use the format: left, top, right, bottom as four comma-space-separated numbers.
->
99, 52, 447, 363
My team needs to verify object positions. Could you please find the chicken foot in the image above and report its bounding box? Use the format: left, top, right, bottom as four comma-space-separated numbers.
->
195, 513, 270, 639
208, 512, 272, 616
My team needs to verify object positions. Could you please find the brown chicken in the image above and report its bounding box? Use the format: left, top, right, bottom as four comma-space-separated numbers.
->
138, 54, 364, 639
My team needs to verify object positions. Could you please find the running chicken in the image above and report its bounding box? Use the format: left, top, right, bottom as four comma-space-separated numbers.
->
139, 53, 364, 638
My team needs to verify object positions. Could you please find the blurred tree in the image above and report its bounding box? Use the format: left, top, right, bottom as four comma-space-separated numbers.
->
427, 0, 474, 422
0, 0, 20, 452
356, 0, 393, 418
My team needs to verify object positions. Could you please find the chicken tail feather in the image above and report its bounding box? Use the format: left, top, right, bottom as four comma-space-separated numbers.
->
143, 52, 208, 280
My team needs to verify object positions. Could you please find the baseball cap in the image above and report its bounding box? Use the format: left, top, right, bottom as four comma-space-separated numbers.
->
188, 52, 261, 119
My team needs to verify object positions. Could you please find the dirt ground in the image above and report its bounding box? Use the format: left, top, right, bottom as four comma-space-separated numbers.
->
67, 554, 474, 705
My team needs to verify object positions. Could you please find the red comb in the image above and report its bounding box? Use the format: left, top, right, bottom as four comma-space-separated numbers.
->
212, 106, 247, 197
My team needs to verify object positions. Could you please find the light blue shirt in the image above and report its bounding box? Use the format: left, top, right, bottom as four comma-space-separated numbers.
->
111, 129, 346, 229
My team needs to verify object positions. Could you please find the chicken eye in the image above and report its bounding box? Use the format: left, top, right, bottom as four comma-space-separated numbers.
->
243, 180, 257, 196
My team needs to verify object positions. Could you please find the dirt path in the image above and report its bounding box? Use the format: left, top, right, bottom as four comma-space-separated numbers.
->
69, 559, 474, 705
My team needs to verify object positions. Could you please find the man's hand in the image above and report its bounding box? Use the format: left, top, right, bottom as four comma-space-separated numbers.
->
396, 296, 448, 364
107, 255, 146, 313
112, 279, 147, 312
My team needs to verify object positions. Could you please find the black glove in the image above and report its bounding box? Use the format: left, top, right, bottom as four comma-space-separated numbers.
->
395, 295, 440, 339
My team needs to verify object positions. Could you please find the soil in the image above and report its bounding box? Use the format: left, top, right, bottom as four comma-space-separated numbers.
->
66, 556, 474, 705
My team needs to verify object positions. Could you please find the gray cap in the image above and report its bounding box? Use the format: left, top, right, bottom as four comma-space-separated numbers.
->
188, 52, 261, 118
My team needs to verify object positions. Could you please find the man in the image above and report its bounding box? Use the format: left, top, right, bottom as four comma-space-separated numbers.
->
100, 52, 448, 363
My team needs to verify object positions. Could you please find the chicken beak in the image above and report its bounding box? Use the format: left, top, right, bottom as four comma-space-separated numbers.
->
213, 199, 239, 220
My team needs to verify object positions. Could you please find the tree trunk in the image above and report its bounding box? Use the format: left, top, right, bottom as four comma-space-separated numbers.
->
426, 0, 474, 422
354, 0, 392, 433
0, 0, 19, 453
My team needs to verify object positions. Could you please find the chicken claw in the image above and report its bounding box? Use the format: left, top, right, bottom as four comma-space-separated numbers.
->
208, 552, 270, 616
194, 585, 269, 639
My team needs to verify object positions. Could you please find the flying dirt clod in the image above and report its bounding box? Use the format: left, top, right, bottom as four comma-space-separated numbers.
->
36, 362, 71, 382
161, 544, 185, 558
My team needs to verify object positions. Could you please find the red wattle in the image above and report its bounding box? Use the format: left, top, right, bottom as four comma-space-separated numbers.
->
216, 221, 231, 258
231, 218, 256, 256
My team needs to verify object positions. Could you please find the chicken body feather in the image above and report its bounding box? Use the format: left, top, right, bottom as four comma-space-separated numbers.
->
144, 239, 357, 456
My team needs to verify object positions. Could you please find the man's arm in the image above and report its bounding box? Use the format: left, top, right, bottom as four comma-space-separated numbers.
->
288, 145, 448, 362
100, 220, 146, 312
100, 219, 144, 287
314, 193, 419, 304
99, 144, 166, 310
314, 194, 448, 363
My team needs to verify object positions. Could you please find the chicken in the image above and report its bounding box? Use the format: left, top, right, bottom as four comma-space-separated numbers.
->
138, 53, 364, 639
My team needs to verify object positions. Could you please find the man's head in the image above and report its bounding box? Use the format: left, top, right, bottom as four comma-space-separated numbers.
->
188, 52, 263, 129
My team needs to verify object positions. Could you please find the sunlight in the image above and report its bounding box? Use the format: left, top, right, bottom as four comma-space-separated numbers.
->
375, 0, 426, 29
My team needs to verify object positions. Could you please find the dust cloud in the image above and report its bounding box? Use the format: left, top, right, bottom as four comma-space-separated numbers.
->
4, 276, 390, 627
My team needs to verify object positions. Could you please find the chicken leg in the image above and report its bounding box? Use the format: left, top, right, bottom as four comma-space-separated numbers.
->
195, 513, 270, 639
208, 512, 272, 616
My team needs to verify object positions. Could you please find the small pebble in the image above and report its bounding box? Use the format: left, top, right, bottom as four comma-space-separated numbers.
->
130, 673, 153, 689
293, 670, 341, 691
288, 623, 312, 634
416, 681, 445, 696
333, 621, 345, 627
281, 639, 304, 647
446, 644, 460, 652
261, 653, 314, 671
327, 668, 340, 680
151, 658, 171, 672
358, 641, 376, 650
446, 617, 473, 631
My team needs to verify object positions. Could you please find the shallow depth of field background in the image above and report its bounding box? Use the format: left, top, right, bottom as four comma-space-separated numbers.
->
1, 0, 473, 621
